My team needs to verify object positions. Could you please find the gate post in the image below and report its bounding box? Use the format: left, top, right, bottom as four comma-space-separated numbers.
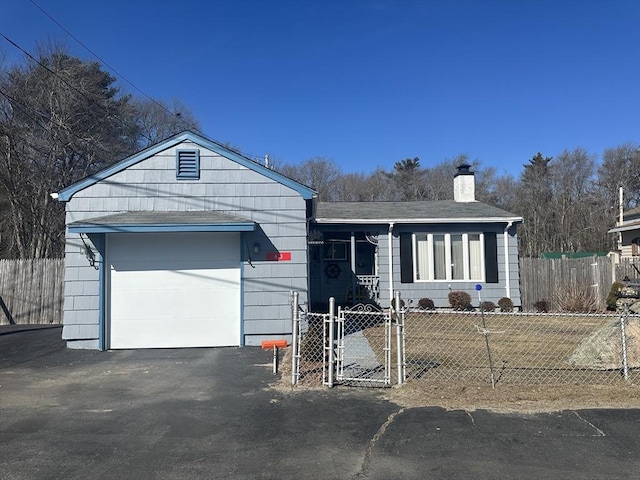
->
394, 291, 405, 385
324, 297, 336, 387
291, 291, 299, 386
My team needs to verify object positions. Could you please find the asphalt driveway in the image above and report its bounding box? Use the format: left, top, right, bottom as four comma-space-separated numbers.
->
1, 326, 639, 479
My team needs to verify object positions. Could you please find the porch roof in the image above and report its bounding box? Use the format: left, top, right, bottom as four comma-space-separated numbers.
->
67, 211, 256, 233
609, 219, 640, 234
314, 201, 523, 224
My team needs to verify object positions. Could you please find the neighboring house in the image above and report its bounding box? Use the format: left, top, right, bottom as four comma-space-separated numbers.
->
55, 131, 523, 350
609, 207, 640, 259
308, 164, 523, 310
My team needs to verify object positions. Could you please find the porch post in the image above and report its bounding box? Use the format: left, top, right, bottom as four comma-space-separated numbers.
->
388, 223, 394, 307
503, 221, 513, 299
351, 231, 356, 303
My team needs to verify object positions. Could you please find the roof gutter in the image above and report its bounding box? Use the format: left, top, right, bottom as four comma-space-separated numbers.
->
314, 216, 524, 225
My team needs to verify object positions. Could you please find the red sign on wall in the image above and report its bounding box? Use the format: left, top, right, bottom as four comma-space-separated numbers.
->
266, 252, 291, 261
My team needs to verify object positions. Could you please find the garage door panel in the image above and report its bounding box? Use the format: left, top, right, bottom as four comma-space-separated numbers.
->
108, 232, 241, 349
110, 316, 239, 349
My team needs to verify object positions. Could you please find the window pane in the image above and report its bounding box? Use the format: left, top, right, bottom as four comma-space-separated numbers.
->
416, 235, 430, 280
451, 234, 464, 279
469, 234, 482, 279
433, 235, 446, 279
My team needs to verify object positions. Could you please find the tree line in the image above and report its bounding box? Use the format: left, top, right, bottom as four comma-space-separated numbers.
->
277, 145, 639, 258
0, 45, 199, 258
1, 46, 637, 259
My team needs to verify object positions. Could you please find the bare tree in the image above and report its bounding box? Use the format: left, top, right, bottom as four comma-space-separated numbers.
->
0, 45, 202, 258
129, 97, 201, 149
333, 169, 396, 201
597, 143, 640, 210
277, 157, 342, 201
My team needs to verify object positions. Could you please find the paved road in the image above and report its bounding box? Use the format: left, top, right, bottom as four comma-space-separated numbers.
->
1, 326, 639, 479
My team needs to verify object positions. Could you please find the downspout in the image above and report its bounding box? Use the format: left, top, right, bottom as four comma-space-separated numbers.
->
388, 222, 395, 307
503, 221, 513, 299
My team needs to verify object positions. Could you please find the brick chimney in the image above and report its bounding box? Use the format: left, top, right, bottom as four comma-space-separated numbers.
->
453, 163, 476, 202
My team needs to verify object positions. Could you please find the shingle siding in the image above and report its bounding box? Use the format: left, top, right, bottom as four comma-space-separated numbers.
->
62, 141, 310, 348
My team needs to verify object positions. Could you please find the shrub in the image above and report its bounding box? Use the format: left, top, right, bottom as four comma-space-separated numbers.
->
606, 281, 625, 311
418, 298, 435, 310
534, 300, 550, 312
554, 285, 598, 313
448, 290, 472, 310
390, 298, 405, 311
480, 301, 496, 312
498, 297, 514, 312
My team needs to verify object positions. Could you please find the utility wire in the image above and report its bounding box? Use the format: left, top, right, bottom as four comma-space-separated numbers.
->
26, 0, 268, 165
0, 31, 150, 145
28, 0, 203, 137
0, 87, 119, 161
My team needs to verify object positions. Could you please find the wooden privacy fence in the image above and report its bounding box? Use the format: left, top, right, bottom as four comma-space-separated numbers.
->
1, 256, 639, 326
519, 256, 631, 312
0, 258, 64, 325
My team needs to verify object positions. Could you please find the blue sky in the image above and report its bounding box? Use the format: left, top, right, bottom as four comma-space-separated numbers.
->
1, 0, 639, 177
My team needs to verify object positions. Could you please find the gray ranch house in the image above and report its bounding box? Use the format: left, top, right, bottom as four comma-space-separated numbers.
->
55, 131, 523, 350
308, 165, 523, 311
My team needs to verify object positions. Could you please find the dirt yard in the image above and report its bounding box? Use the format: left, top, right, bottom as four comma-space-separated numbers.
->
281, 309, 640, 413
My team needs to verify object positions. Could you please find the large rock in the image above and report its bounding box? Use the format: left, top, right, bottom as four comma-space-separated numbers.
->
569, 317, 640, 370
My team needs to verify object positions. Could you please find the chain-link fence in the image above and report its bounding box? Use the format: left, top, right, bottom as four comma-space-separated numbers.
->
402, 308, 639, 386
292, 292, 639, 388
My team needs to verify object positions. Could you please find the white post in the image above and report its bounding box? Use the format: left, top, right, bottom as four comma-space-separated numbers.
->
395, 291, 404, 385
327, 297, 336, 387
503, 221, 513, 300
621, 309, 629, 381
291, 291, 299, 386
388, 223, 394, 307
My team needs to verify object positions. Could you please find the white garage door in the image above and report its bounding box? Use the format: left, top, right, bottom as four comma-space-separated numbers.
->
108, 232, 241, 349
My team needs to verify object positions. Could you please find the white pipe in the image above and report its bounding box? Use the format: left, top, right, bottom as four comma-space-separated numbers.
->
621, 311, 629, 380
327, 297, 335, 387
291, 291, 299, 386
395, 291, 404, 385
388, 223, 395, 307
619, 186, 624, 248
503, 221, 513, 299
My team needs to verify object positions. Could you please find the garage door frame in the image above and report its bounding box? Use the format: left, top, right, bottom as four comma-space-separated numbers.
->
106, 232, 242, 349
69, 211, 256, 351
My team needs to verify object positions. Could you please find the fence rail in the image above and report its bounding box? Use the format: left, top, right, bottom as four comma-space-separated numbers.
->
0, 258, 64, 325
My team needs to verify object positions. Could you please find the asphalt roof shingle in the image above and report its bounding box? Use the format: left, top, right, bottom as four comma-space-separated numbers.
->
314, 200, 522, 223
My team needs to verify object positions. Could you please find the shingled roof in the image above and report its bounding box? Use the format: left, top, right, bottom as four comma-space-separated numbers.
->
314, 200, 522, 224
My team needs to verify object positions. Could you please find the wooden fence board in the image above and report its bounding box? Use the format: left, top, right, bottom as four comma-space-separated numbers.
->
0, 256, 638, 326
0, 259, 64, 325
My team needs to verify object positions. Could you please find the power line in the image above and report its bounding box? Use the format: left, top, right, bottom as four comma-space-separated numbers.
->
28, 0, 203, 137
25, 0, 269, 165
0, 86, 120, 161
0, 31, 153, 145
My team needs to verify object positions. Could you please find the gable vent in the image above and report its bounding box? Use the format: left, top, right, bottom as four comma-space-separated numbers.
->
176, 149, 200, 179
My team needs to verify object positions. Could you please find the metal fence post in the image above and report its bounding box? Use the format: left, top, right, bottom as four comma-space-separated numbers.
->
620, 306, 629, 381
394, 291, 406, 385
326, 297, 336, 387
291, 291, 299, 386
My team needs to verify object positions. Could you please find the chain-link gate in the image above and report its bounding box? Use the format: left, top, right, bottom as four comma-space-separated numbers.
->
334, 303, 392, 386
292, 293, 397, 388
